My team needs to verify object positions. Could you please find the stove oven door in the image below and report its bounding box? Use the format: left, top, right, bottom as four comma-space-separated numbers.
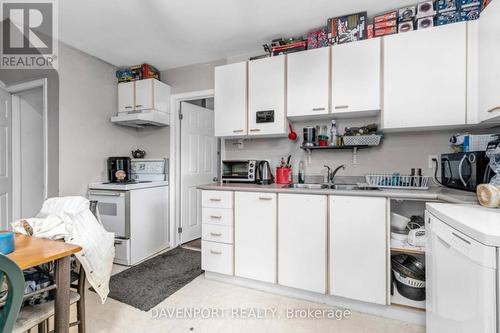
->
88, 190, 129, 238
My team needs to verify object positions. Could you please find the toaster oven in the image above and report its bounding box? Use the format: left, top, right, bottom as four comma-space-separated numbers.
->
221, 160, 257, 183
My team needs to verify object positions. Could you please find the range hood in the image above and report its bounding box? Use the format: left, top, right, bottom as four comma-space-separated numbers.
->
111, 111, 170, 128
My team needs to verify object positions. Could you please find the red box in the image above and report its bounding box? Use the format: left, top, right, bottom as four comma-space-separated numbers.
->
374, 19, 398, 29
276, 168, 292, 185
374, 11, 397, 23
367, 24, 374, 39
374, 26, 398, 37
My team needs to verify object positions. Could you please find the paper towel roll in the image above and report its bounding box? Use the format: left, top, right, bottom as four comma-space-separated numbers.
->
477, 184, 500, 208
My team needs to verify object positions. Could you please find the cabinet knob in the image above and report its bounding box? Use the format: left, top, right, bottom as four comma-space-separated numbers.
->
334, 105, 349, 110
125, 106, 133, 109
259, 197, 273, 201
250, 129, 261, 132
210, 215, 222, 219
135, 104, 143, 107
209, 198, 221, 202
487, 106, 500, 113
210, 250, 222, 255
233, 129, 244, 133
312, 107, 326, 112
210, 232, 222, 237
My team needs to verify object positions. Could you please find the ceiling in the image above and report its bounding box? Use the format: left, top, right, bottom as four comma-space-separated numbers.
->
59, 0, 413, 71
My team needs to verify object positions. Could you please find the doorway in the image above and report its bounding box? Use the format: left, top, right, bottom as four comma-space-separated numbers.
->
179, 99, 218, 244
12, 87, 45, 219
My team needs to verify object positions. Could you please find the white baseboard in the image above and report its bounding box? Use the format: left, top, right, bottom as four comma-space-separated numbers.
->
204, 272, 426, 326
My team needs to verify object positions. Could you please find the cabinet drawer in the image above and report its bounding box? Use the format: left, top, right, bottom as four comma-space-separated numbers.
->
202, 224, 233, 244
202, 208, 233, 226
113, 238, 130, 265
202, 241, 233, 275
202, 191, 233, 208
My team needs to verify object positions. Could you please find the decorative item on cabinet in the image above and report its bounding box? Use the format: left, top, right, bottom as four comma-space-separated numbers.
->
327, 12, 368, 45
398, 5, 417, 22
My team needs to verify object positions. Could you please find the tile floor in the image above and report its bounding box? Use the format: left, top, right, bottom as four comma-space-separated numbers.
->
76, 266, 425, 333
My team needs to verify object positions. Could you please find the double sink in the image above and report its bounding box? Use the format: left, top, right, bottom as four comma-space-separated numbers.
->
285, 183, 380, 191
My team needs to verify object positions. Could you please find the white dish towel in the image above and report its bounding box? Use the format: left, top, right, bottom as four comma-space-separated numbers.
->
12, 196, 115, 303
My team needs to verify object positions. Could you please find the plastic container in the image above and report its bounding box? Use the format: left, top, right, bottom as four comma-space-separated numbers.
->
276, 167, 292, 185
0, 231, 15, 255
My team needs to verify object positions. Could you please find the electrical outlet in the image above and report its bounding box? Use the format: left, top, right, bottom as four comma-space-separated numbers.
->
428, 155, 438, 169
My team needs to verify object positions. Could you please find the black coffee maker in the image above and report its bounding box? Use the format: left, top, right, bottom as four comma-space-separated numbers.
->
108, 157, 132, 183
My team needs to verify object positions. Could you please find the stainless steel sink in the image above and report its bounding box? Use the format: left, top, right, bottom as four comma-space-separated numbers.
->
285, 183, 380, 191
285, 183, 329, 189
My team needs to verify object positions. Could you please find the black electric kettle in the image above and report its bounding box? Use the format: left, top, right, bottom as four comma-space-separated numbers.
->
256, 160, 274, 185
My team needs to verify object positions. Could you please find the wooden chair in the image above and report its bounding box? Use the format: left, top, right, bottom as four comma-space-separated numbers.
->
0, 254, 25, 333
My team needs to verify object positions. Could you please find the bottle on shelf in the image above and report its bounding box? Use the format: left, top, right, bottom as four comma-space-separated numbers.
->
330, 120, 338, 146
298, 160, 306, 184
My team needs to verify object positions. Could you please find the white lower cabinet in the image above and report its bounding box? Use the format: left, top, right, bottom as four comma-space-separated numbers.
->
278, 194, 327, 293
201, 241, 234, 275
329, 196, 388, 305
234, 192, 277, 283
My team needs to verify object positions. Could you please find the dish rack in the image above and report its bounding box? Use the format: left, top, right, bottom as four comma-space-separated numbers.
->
365, 174, 430, 190
342, 135, 382, 146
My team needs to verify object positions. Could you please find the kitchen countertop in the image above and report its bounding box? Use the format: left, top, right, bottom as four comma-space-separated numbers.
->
426, 203, 500, 246
89, 181, 169, 191
197, 183, 479, 204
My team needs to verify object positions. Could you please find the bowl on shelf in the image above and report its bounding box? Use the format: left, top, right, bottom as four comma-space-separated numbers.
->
391, 212, 411, 232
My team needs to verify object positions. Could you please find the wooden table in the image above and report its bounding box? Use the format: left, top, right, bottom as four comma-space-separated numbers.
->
8, 233, 82, 333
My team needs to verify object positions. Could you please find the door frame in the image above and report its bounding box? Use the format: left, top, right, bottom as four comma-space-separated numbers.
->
7, 79, 48, 220
169, 89, 215, 248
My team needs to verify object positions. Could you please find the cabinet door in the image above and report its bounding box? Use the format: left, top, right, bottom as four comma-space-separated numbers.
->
479, 0, 500, 122
287, 47, 330, 117
329, 196, 388, 305
134, 79, 154, 111
214, 62, 248, 137
153, 79, 171, 113
248, 56, 286, 136
235, 192, 277, 283
383, 22, 467, 129
118, 82, 134, 113
278, 194, 327, 293
332, 38, 381, 114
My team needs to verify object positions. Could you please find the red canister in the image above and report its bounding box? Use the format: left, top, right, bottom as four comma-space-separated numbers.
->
276, 167, 292, 185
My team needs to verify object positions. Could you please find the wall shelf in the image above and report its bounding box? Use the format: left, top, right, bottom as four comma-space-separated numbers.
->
300, 145, 370, 152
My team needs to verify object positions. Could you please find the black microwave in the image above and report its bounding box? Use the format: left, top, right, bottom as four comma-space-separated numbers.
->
441, 152, 493, 192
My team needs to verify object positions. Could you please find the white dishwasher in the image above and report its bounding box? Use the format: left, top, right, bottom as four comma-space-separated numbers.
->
426, 205, 498, 333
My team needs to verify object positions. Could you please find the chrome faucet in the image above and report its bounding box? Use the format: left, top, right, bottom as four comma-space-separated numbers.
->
324, 164, 346, 183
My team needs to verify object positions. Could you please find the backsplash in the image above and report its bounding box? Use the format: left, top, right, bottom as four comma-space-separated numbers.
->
224, 117, 458, 178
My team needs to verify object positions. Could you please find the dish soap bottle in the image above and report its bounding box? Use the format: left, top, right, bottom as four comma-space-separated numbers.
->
298, 160, 305, 184
330, 120, 338, 146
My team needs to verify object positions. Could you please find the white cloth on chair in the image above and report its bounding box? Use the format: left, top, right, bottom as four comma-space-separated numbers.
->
11, 196, 115, 303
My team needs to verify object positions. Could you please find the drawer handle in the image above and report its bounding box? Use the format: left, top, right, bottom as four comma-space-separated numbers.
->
250, 129, 261, 132
259, 197, 272, 201
210, 215, 222, 219
209, 198, 221, 202
125, 106, 133, 109
334, 105, 349, 110
233, 129, 244, 133
114, 240, 123, 245
487, 106, 500, 113
312, 107, 326, 112
135, 104, 143, 107
210, 232, 222, 237
210, 250, 222, 255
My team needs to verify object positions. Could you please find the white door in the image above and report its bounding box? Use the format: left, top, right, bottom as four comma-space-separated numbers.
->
383, 22, 467, 129
479, 0, 500, 122
329, 196, 388, 305
278, 194, 327, 293
0, 87, 11, 230
248, 56, 286, 136
234, 192, 277, 283
214, 62, 248, 137
134, 79, 154, 111
332, 38, 381, 114
12, 88, 44, 219
118, 82, 134, 113
287, 47, 330, 117
180, 102, 217, 243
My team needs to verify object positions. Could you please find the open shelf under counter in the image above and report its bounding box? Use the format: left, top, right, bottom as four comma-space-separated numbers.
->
390, 238, 425, 255
391, 284, 426, 311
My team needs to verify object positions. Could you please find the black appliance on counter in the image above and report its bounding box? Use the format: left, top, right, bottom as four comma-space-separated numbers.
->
221, 160, 257, 183
108, 157, 132, 183
440, 151, 493, 192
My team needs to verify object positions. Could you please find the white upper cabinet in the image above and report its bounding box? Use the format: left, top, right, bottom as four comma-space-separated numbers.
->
287, 47, 330, 118
329, 196, 388, 305
118, 82, 134, 113
214, 62, 248, 137
479, 0, 500, 122
248, 56, 286, 136
383, 22, 467, 130
117, 79, 170, 114
332, 38, 381, 115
